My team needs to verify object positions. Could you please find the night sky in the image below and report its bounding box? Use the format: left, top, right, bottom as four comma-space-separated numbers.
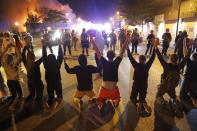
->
58, 0, 119, 23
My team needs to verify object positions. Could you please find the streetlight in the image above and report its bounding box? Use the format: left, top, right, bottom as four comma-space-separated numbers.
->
15, 22, 19, 26
77, 17, 82, 22
116, 11, 120, 15
176, 0, 182, 37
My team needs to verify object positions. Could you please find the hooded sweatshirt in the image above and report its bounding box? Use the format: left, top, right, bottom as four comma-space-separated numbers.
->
43, 45, 63, 82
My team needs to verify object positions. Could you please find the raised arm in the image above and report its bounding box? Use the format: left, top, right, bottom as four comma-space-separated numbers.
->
64, 57, 77, 74
89, 65, 99, 73
91, 36, 101, 60
178, 39, 193, 69
183, 38, 187, 57
41, 40, 48, 69
146, 49, 156, 69
119, 32, 130, 58
15, 45, 22, 66
127, 48, 137, 68
57, 44, 63, 68
154, 38, 168, 68
22, 46, 28, 66
41, 39, 47, 58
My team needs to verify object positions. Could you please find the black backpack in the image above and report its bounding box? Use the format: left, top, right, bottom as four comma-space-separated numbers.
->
161, 70, 180, 88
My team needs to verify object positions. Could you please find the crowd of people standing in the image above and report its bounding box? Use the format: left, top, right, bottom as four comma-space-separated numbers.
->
0, 27, 197, 117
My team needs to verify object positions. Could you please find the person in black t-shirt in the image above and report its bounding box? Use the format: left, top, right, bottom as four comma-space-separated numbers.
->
91, 32, 130, 111
128, 38, 156, 114
180, 52, 197, 108
145, 30, 155, 56
64, 54, 98, 110
174, 31, 182, 53
162, 28, 172, 57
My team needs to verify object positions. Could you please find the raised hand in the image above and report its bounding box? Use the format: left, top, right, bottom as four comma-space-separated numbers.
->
154, 38, 159, 49
188, 39, 194, 48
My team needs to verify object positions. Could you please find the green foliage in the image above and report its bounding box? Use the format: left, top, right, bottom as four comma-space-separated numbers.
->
120, 0, 155, 25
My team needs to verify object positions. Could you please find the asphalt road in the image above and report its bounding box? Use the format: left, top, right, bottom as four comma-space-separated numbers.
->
1, 42, 197, 131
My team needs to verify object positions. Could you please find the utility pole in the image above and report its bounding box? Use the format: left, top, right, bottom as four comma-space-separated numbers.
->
176, 0, 182, 37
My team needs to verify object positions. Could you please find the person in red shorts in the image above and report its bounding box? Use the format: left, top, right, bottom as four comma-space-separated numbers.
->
91, 32, 130, 114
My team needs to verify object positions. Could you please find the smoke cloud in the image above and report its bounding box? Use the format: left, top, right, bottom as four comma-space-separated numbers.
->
0, 0, 75, 31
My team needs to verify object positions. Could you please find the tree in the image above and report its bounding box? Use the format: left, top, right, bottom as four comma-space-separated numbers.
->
24, 12, 41, 33
24, 13, 41, 26
119, 0, 155, 26
36, 6, 67, 24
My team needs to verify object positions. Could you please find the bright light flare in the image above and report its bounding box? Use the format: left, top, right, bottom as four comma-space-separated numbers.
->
15, 22, 19, 26
52, 30, 61, 41
107, 37, 111, 42
77, 17, 82, 22
47, 27, 51, 31
116, 11, 120, 15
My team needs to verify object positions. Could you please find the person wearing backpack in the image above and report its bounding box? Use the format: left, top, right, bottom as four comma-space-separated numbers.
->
155, 38, 193, 112
128, 38, 156, 115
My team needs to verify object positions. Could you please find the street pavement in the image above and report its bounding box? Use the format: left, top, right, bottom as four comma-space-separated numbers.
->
0, 42, 197, 131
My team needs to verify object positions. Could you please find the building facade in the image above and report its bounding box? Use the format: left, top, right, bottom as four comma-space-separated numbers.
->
157, 0, 197, 41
